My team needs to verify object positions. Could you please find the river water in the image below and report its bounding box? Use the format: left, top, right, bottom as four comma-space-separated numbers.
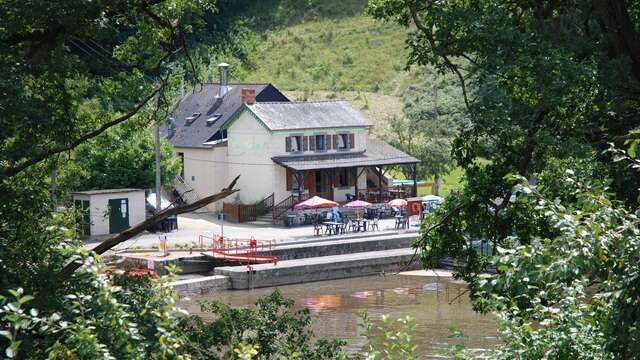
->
186, 274, 498, 358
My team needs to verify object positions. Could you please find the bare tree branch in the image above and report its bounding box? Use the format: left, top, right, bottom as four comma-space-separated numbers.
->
59, 175, 240, 279
1, 85, 164, 180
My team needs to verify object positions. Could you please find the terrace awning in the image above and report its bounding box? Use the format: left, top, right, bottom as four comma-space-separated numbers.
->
272, 138, 418, 171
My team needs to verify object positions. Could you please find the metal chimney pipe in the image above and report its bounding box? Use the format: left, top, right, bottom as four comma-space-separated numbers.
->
217, 62, 229, 98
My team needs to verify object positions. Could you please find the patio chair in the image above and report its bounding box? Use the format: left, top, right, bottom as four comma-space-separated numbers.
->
338, 222, 347, 234
370, 218, 379, 231
350, 219, 359, 232
395, 216, 403, 229
313, 222, 322, 236
357, 220, 367, 232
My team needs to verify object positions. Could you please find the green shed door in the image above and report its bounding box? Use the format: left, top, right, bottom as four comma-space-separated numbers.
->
108, 198, 130, 234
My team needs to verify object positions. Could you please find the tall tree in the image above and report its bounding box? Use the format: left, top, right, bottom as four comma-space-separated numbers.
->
57, 121, 180, 195
368, 0, 640, 357
389, 66, 467, 194
0, 0, 243, 356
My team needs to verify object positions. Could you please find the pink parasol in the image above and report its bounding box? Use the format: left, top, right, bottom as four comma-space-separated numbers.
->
342, 200, 372, 208
294, 196, 338, 209
387, 198, 408, 208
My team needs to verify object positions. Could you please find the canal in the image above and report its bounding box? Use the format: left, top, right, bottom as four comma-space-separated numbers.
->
187, 274, 498, 358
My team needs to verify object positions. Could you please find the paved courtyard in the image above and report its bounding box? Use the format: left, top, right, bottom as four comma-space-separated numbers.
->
85, 212, 420, 252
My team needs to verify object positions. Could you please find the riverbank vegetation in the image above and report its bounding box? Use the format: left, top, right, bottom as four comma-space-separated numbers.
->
369, 0, 640, 358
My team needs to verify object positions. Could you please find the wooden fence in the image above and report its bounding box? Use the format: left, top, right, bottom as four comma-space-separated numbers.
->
223, 203, 256, 223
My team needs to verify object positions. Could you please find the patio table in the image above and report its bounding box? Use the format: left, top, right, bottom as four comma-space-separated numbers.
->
322, 221, 342, 235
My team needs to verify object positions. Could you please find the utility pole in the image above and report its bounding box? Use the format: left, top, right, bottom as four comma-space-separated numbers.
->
433, 76, 441, 196
154, 95, 162, 213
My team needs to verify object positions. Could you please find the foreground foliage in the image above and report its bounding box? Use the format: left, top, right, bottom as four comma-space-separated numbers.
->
369, 0, 640, 358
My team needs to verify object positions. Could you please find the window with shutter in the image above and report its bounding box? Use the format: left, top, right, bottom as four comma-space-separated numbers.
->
337, 134, 349, 150
348, 134, 355, 149
314, 135, 325, 151
333, 135, 338, 149
303, 136, 309, 151
285, 136, 292, 152
290, 135, 302, 152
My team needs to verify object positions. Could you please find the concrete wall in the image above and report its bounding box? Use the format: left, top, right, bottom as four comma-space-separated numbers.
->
176, 145, 228, 212
73, 190, 145, 236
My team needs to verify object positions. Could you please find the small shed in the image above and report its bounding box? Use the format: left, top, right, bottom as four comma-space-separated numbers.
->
72, 189, 146, 236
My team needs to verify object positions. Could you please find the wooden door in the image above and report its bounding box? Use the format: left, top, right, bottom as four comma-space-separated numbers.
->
108, 198, 130, 234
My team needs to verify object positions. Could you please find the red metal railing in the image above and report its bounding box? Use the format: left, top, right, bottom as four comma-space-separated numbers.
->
198, 234, 278, 265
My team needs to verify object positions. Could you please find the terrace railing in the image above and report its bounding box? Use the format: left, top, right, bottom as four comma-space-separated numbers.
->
272, 193, 307, 222
255, 193, 274, 217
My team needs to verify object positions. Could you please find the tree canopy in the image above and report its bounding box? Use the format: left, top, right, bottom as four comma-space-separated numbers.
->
388, 65, 467, 191
368, 0, 640, 358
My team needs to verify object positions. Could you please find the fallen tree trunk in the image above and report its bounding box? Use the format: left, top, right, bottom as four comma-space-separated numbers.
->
59, 175, 240, 279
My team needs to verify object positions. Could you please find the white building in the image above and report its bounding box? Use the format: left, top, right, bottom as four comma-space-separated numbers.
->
162, 64, 418, 221
72, 189, 146, 235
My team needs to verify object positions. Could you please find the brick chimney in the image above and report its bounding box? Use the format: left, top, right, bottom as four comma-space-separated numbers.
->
241, 88, 256, 104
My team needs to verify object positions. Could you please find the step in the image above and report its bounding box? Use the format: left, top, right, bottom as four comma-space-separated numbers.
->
214, 247, 420, 289
246, 220, 274, 226
267, 233, 415, 260
166, 275, 230, 294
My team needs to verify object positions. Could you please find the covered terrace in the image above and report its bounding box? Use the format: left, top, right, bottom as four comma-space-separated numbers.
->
272, 138, 419, 203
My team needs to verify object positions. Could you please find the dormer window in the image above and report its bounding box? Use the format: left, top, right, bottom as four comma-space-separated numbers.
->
206, 114, 222, 126
185, 112, 201, 125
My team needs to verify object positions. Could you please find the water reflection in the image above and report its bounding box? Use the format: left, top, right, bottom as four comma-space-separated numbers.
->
187, 275, 498, 359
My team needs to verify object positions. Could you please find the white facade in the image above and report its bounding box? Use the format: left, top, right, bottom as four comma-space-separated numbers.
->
227, 111, 284, 204
175, 144, 228, 212
72, 189, 146, 236
224, 110, 371, 204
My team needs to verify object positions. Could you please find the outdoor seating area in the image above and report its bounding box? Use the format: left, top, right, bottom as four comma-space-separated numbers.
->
291, 195, 434, 236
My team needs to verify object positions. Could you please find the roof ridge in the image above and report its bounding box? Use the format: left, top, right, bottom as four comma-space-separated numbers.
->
249, 100, 349, 105
199, 82, 272, 86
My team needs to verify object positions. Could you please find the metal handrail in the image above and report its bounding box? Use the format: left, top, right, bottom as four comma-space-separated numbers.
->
272, 194, 297, 221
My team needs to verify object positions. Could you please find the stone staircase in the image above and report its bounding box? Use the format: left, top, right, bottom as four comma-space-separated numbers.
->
249, 210, 276, 226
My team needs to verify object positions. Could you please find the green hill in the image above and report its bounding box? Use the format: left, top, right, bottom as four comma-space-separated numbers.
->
243, 16, 414, 95
220, 0, 415, 96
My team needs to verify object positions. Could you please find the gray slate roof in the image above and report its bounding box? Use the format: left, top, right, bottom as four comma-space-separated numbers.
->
72, 188, 144, 195
246, 101, 373, 131
271, 138, 419, 170
160, 83, 288, 148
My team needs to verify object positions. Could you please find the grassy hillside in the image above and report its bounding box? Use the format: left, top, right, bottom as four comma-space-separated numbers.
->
243, 16, 415, 95
217, 0, 415, 95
